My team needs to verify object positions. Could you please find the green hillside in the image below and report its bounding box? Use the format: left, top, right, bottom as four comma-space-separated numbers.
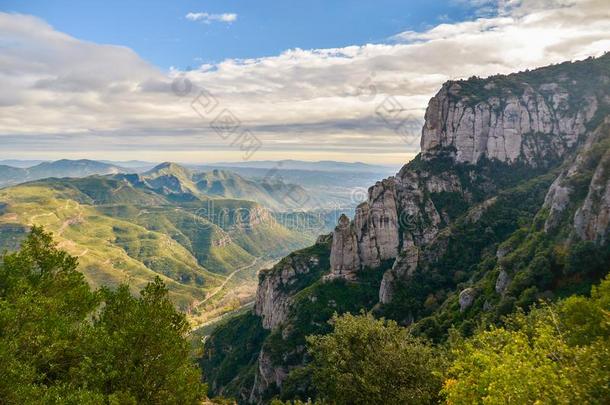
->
142, 163, 321, 211
0, 172, 312, 312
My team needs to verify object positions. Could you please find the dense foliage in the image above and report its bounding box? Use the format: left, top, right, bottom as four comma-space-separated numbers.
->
291, 274, 609, 404
381, 169, 558, 338
202, 312, 269, 400
0, 227, 206, 404
443, 274, 610, 403
307, 313, 445, 405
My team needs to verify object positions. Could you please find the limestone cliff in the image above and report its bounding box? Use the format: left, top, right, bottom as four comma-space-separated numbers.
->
254, 238, 332, 330
254, 250, 323, 330
421, 75, 599, 166
249, 240, 331, 401
329, 55, 610, 304
544, 119, 610, 244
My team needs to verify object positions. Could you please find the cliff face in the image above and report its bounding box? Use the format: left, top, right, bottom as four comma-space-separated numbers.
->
421, 78, 598, 166
249, 241, 331, 401
329, 55, 610, 304
544, 119, 610, 244
254, 250, 324, 329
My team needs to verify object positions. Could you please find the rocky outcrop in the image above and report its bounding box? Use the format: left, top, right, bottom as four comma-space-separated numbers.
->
495, 270, 510, 294
249, 241, 330, 403
254, 253, 321, 330
421, 80, 598, 166
329, 214, 360, 278
329, 169, 460, 279
459, 288, 476, 312
212, 232, 232, 247
249, 349, 289, 403
574, 148, 610, 244
329, 179, 401, 279
379, 245, 419, 304
543, 119, 610, 243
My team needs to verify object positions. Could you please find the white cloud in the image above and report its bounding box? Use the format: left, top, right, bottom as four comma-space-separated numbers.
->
185, 12, 237, 24
0, 0, 609, 164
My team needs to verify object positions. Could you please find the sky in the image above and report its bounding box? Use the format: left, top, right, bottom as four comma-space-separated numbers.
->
0, 0, 609, 164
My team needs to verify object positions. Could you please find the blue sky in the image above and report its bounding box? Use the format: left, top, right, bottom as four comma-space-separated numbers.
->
0, 0, 481, 70
0, 0, 608, 163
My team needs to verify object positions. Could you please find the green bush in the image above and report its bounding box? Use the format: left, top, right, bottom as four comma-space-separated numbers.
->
307, 313, 446, 405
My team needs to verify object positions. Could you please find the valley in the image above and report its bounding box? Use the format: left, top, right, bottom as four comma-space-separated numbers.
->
0, 161, 387, 325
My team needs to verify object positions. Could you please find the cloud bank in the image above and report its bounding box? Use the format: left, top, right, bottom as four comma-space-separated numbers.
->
0, 0, 608, 163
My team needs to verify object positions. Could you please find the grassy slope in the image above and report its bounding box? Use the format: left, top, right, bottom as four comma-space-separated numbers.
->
0, 177, 312, 311
0, 184, 224, 309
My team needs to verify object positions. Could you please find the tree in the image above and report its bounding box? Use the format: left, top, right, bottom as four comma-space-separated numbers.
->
0, 227, 206, 403
307, 313, 445, 405
443, 275, 610, 404
79, 279, 205, 404
0, 226, 99, 402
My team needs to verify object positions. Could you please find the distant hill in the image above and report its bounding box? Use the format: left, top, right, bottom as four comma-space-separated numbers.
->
141, 162, 323, 211
0, 159, 47, 168
0, 159, 127, 188
191, 165, 394, 207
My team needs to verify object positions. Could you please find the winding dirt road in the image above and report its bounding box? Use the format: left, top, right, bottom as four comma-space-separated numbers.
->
195, 257, 261, 308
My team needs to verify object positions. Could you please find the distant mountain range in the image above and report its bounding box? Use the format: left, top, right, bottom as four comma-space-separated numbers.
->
0, 159, 396, 174
0, 159, 126, 188
0, 159, 392, 209
204, 160, 398, 173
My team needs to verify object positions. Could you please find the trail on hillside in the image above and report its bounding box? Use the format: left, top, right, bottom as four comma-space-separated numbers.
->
195, 258, 261, 308
190, 257, 279, 332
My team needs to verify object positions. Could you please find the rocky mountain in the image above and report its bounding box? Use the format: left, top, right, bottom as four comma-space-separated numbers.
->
202, 54, 610, 403
0, 159, 127, 188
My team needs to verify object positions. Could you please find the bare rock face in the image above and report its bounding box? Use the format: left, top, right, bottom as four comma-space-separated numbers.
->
255, 253, 321, 330
355, 178, 400, 268
329, 179, 401, 279
421, 81, 598, 166
329, 214, 360, 279
495, 270, 510, 294
459, 288, 476, 312
543, 120, 610, 243
379, 246, 419, 304
249, 349, 289, 403
329, 168, 461, 279
574, 149, 610, 244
